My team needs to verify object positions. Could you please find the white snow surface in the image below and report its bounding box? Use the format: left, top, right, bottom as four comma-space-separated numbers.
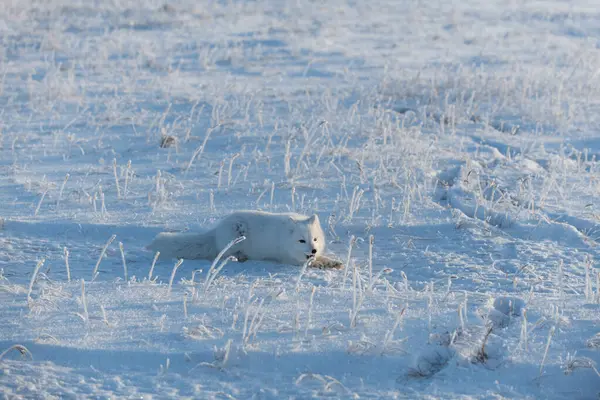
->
1, 0, 600, 398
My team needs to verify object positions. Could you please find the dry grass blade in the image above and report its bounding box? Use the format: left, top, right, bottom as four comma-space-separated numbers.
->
167, 259, 184, 296
119, 242, 128, 282
204, 255, 236, 293
406, 348, 453, 379
27, 258, 45, 308
563, 353, 600, 378
148, 251, 160, 281
473, 326, 493, 364
0, 345, 33, 361
203, 236, 246, 291
295, 257, 313, 292
92, 234, 117, 281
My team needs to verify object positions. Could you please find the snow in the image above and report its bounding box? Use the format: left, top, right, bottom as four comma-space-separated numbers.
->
1, 0, 600, 398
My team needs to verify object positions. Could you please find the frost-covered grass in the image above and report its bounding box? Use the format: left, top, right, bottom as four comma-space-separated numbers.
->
1, 0, 600, 398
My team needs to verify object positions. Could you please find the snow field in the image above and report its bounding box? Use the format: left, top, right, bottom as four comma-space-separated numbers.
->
1, 0, 600, 398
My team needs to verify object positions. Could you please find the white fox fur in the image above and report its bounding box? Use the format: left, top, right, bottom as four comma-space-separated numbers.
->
148, 211, 341, 267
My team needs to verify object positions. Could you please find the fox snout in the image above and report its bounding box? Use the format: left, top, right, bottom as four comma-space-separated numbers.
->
305, 248, 318, 260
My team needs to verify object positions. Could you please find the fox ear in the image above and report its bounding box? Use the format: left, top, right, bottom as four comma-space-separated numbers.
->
308, 214, 319, 224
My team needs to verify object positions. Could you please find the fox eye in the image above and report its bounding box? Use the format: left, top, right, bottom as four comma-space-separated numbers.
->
299, 240, 306, 243
313, 238, 318, 242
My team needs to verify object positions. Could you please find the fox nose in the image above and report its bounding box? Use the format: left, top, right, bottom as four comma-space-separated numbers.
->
311, 249, 317, 254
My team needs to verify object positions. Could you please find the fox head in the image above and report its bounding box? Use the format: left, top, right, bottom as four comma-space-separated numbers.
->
287, 214, 325, 265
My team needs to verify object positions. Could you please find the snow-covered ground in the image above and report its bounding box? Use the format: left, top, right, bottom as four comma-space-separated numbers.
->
1, 0, 600, 398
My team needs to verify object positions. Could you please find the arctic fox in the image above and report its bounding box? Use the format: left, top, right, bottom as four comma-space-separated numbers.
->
148, 211, 342, 268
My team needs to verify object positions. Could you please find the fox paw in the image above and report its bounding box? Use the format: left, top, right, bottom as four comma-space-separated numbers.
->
310, 256, 344, 270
